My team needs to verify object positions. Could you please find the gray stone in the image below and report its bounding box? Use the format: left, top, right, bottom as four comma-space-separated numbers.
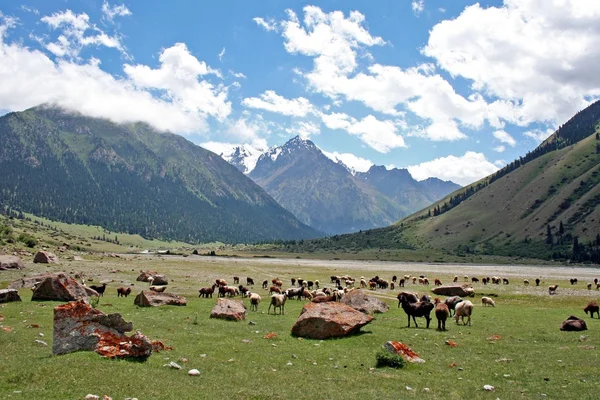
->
33, 251, 59, 264
340, 288, 389, 314
431, 285, 475, 297
133, 290, 187, 307
9, 274, 55, 290
150, 275, 168, 286
210, 298, 247, 321
32, 273, 98, 301
291, 302, 373, 339
0, 255, 25, 270
0, 289, 22, 303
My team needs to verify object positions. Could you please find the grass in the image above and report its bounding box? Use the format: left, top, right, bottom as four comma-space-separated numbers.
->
1, 255, 600, 399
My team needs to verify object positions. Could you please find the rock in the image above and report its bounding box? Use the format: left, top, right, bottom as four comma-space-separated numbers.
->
340, 288, 389, 314
72, 256, 85, 261
431, 285, 475, 297
164, 361, 182, 369
383, 341, 425, 363
188, 369, 200, 376
0, 289, 22, 303
9, 274, 56, 290
34, 339, 48, 346
136, 270, 157, 282
133, 290, 187, 307
209, 298, 246, 321
0, 255, 25, 270
560, 315, 588, 331
32, 273, 98, 301
85, 395, 100, 400
291, 302, 373, 339
483, 385, 495, 391
151, 275, 168, 286
53, 300, 152, 359
33, 251, 59, 264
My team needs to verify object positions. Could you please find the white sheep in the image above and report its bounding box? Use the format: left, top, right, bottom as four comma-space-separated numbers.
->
268, 293, 287, 315
248, 292, 261, 312
314, 279, 320, 289
481, 296, 495, 307
454, 300, 473, 325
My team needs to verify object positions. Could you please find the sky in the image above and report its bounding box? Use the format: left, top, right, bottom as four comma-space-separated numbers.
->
1, 0, 599, 186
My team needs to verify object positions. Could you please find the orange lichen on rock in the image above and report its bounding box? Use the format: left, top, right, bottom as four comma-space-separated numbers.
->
383, 341, 425, 363
263, 332, 277, 339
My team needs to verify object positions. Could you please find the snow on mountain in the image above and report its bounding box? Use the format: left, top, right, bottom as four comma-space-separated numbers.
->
201, 141, 264, 174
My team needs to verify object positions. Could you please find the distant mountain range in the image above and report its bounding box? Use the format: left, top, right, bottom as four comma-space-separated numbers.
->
0, 106, 318, 243
215, 136, 460, 234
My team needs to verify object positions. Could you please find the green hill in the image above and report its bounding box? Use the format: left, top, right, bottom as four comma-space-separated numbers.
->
0, 106, 318, 243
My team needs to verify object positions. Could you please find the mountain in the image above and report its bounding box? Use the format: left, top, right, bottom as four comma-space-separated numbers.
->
248, 136, 408, 234
216, 143, 263, 175
303, 100, 600, 262
355, 166, 460, 211
0, 106, 319, 243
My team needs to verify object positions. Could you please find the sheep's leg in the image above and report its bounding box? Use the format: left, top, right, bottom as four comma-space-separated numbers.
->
412, 315, 418, 328
407, 314, 411, 327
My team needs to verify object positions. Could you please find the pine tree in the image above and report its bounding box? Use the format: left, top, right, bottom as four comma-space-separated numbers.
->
546, 224, 553, 245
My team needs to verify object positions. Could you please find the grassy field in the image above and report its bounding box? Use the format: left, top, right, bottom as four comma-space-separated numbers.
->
1, 255, 600, 399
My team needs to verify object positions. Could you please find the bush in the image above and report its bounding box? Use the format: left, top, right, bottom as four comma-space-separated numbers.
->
17, 233, 37, 248
375, 350, 406, 369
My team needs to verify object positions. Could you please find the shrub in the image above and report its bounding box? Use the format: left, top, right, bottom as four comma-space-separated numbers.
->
375, 350, 406, 369
17, 233, 37, 248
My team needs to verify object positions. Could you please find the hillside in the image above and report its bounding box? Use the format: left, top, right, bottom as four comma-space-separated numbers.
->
0, 106, 318, 243
292, 101, 600, 262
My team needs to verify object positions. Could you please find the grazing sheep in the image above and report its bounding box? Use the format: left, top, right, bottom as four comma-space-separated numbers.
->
397, 291, 419, 307
198, 284, 217, 298
150, 286, 166, 293
216, 279, 227, 287
315, 280, 320, 289
360, 278, 367, 288
301, 289, 313, 300
249, 292, 261, 311
291, 278, 296, 286
503, 278, 509, 285
268, 293, 287, 315
454, 300, 473, 326
312, 294, 336, 303
233, 276, 240, 284
595, 278, 598, 285
584, 301, 599, 318
246, 277, 255, 286
269, 286, 282, 295
481, 296, 495, 307
369, 281, 377, 290
412, 277, 417, 284
535, 278, 541, 286
471, 277, 480, 283
434, 278, 442, 286
390, 282, 395, 290
398, 293, 434, 329
399, 278, 405, 287
587, 283, 593, 290
262, 280, 268, 289
524, 279, 530, 285
570, 278, 578, 285
330, 275, 338, 283
238, 285, 250, 297
273, 279, 283, 288
434, 298, 450, 331
549, 284, 559, 295
392, 275, 397, 283
89, 283, 107, 297
453, 275, 458, 283
284, 287, 304, 300
444, 296, 464, 316
117, 287, 131, 297
464, 275, 469, 282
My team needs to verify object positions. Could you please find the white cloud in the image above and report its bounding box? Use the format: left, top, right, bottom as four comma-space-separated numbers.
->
229, 70, 246, 79
412, 1, 425, 16
223, 116, 270, 148
218, 47, 225, 61
253, 17, 278, 32
101, 1, 132, 22
321, 150, 373, 173
408, 151, 499, 186
20, 6, 39, 15
285, 120, 320, 138
423, 0, 600, 126
0, 19, 230, 134
320, 112, 406, 153
494, 159, 506, 167
242, 90, 315, 117
493, 130, 517, 147
494, 145, 506, 153
40, 9, 126, 58
524, 128, 554, 143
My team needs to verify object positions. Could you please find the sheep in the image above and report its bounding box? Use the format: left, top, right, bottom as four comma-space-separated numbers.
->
216, 278, 227, 287
284, 286, 304, 300
369, 281, 377, 290
412, 277, 417, 284
404, 274, 411, 280
314, 280, 320, 289
246, 277, 254, 286
397, 291, 419, 307
464, 275, 469, 282
570, 278, 578, 285
307, 281, 315, 290
390, 282, 395, 290
268, 293, 287, 315
117, 287, 131, 297
434, 278, 442, 286
312, 294, 336, 303
587, 283, 593, 290
150, 286, 167, 293
233, 276, 240, 284
399, 278, 405, 287
471, 277, 480, 283
262, 280, 268, 289
584, 301, 599, 318
249, 292, 261, 312
444, 296, 463, 316
360, 278, 367, 288
535, 278, 541, 286
503, 278, 509, 285
398, 293, 434, 329
301, 289, 313, 300
549, 284, 559, 295
291, 278, 296, 286
238, 285, 250, 298
269, 286, 282, 295
481, 296, 495, 307
273, 279, 283, 288
392, 275, 397, 283
330, 275, 339, 283
434, 298, 450, 331
453, 275, 458, 283
198, 284, 217, 298
524, 279, 530, 285
89, 283, 107, 297
454, 300, 473, 325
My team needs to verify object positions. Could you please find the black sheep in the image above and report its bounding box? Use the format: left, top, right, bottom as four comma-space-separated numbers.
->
89, 283, 106, 297
399, 294, 434, 328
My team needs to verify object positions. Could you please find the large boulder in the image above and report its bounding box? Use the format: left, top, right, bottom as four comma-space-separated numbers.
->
0, 289, 22, 303
136, 270, 158, 282
133, 290, 187, 307
291, 302, 373, 339
150, 275, 168, 286
210, 298, 246, 321
340, 288, 389, 314
53, 300, 152, 359
9, 273, 55, 290
32, 273, 98, 301
33, 251, 59, 264
431, 285, 475, 297
0, 255, 25, 270
560, 315, 588, 331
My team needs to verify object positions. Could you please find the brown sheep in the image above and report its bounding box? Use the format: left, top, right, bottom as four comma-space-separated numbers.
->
150, 286, 166, 293
584, 301, 599, 318
549, 284, 559, 295
434, 298, 450, 331
198, 284, 217, 298
269, 286, 282, 295
117, 287, 131, 297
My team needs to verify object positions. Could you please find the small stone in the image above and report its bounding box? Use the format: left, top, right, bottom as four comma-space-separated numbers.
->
286, 362, 293, 366
39, 333, 44, 337
483, 385, 495, 391
424, 388, 430, 392
541, 394, 547, 397
329, 357, 334, 361
227, 358, 235, 362
85, 395, 100, 400
188, 369, 200, 376
313, 362, 317, 365
200, 354, 207, 358
291, 354, 297, 359
241, 339, 252, 343
34, 339, 48, 346
163, 361, 182, 369
249, 321, 256, 325
504, 374, 510, 378
458, 367, 464, 371
544, 378, 550, 381
579, 335, 587, 342
406, 386, 413, 391
179, 358, 188, 363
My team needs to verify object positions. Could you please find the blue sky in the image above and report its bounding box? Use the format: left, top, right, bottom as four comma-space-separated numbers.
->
1, 1, 599, 185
